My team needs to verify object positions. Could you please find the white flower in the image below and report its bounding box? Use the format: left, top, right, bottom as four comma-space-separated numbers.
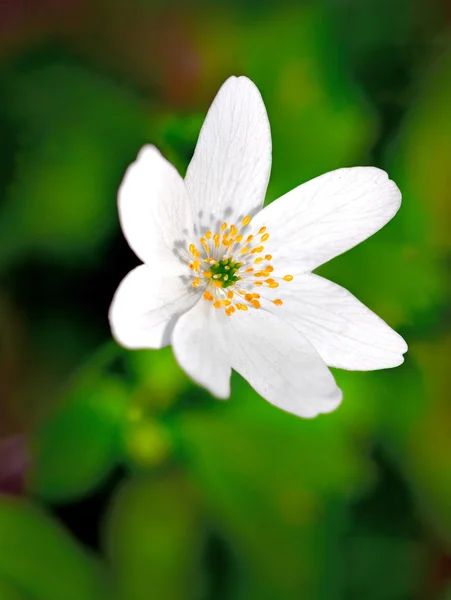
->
109, 76, 407, 418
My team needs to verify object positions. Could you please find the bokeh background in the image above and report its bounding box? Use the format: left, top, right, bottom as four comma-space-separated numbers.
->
1, 0, 451, 598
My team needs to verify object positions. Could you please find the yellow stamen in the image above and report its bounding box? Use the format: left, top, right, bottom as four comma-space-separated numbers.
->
251, 300, 261, 309
239, 247, 250, 255
264, 254, 272, 260
213, 280, 223, 288
251, 245, 264, 254
230, 224, 238, 236
269, 282, 279, 289
245, 267, 254, 273
213, 234, 220, 248
254, 257, 264, 264
227, 291, 234, 299
213, 300, 222, 309
273, 299, 283, 306
266, 266, 274, 272
205, 231, 212, 239
222, 299, 232, 306
235, 235, 243, 243
189, 244, 200, 257
203, 271, 212, 278
246, 235, 254, 243
221, 222, 227, 232
244, 293, 254, 302
283, 275, 294, 282
192, 277, 201, 288
204, 291, 214, 301
236, 303, 248, 311
254, 281, 263, 286
242, 216, 251, 227
258, 227, 267, 235
261, 233, 269, 242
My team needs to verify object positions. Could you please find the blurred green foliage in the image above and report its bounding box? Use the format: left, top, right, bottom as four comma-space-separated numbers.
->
0, 0, 451, 599
0, 499, 112, 600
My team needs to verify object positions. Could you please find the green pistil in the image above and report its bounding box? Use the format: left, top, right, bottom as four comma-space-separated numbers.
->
210, 257, 242, 288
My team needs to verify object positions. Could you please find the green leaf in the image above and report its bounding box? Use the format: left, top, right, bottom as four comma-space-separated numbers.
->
0, 498, 112, 600
388, 48, 451, 254
392, 337, 451, 547
173, 378, 370, 600
239, 5, 375, 199
28, 374, 128, 502
104, 470, 204, 600
0, 62, 149, 268
0, 578, 29, 600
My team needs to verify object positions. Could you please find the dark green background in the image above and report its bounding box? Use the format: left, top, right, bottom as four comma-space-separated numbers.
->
1, 0, 451, 598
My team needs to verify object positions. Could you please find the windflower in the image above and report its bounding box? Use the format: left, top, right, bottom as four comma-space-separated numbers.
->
109, 76, 407, 418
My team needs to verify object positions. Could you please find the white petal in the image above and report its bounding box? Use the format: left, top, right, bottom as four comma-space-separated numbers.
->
171, 300, 231, 399
109, 264, 200, 350
263, 273, 407, 370
221, 310, 342, 418
119, 145, 194, 266
185, 76, 271, 233
252, 167, 401, 272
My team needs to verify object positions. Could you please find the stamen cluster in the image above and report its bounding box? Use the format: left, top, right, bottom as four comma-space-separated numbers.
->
188, 216, 293, 316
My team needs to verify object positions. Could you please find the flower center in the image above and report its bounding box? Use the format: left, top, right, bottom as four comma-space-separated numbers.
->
210, 257, 243, 288
187, 215, 293, 316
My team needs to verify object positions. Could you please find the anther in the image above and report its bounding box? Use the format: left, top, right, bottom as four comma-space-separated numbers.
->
261, 233, 270, 242
192, 277, 201, 288
230, 224, 238, 236
264, 254, 272, 260
242, 216, 251, 227
258, 227, 266, 234
273, 299, 283, 306
213, 301, 222, 309
251, 245, 264, 254
283, 275, 294, 282
251, 300, 261, 309
221, 222, 227, 231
